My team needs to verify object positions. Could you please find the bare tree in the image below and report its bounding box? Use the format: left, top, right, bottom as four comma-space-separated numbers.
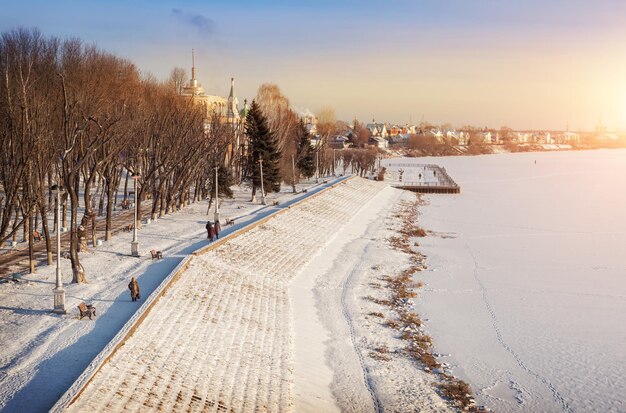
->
255, 84, 299, 183
352, 120, 371, 148
315, 107, 336, 146
167, 66, 187, 95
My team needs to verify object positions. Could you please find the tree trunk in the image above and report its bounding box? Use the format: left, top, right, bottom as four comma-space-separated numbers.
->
53, 197, 58, 232
62, 202, 67, 229
69, 177, 87, 283
123, 170, 129, 201
28, 210, 35, 274
136, 186, 143, 229
91, 214, 97, 247
22, 210, 28, 243
105, 177, 115, 241
98, 177, 106, 216
41, 205, 52, 265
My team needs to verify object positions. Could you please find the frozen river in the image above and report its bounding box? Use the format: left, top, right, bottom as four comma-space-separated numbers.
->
384, 150, 626, 413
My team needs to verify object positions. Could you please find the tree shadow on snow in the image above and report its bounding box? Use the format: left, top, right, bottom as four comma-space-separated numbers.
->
0, 305, 58, 317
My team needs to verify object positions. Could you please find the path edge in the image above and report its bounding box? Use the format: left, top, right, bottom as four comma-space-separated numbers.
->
49, 176, 354, 412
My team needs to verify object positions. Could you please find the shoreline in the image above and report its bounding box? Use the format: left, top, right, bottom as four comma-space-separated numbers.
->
291, 185, 466, 412
407, 150, 626, 412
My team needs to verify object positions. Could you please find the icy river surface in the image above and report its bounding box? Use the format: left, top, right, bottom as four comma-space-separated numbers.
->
385, 150, 626, 413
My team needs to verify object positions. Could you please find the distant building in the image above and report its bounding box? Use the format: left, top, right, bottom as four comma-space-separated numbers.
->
562, 132, 580, 144
388, 125, 401, 136
388, 134, 409, 147
366, 119, 388, 138
329, 135, 350, 149
180, 50, 244, 165
369, 136, 388, 149
181, 50, 240, 126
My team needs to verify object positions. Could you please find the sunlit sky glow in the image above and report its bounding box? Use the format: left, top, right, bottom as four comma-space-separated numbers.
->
3, 0, 626, 130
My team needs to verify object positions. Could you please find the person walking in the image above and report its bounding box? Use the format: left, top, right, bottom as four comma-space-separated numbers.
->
128, 277, 140, 302
208, 221, 216, 241
214, 219, 221, 239
205, 220, 212, 239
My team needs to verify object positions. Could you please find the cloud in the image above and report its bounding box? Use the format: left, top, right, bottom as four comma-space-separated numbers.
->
171, 9, 215, 37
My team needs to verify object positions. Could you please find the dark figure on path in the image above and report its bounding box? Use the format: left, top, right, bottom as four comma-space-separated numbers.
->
214, 220, 221, 239
418, 173, 422, 179
128, 277, 140, 302
205, 220, 212, 239
207, 221, 216, 241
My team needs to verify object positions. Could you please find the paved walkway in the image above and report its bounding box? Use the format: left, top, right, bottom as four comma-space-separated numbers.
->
65, 178, 383, 413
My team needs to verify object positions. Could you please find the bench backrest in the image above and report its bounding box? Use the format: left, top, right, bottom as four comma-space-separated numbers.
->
78, 302, 87, 312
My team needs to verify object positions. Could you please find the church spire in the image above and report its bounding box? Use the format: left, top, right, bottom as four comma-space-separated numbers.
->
227, 77, 239, 122
228, 77, 235, 99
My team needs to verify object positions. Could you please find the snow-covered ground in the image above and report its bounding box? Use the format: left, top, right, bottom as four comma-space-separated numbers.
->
384, 150, 626, 413
1, 174, 460, 413
61, 177, 453, 412
0, 178, 343, 412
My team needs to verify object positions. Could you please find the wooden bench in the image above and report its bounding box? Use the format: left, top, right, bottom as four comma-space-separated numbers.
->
124, 223, 133, 232
150, 249, 163, 260
225, 218, 235, 226
33, 230, 42, 242
78, 302, 96, 320
120, 200, 131, 210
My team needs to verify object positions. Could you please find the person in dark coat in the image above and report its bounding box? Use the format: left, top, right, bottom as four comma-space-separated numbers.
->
214, 220, 221, 239
208, 221, 215, 241
128, 277, 140, 302
205, 220, 212, 239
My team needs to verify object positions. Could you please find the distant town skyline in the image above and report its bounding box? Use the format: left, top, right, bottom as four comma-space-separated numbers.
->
2, 0, 626, 131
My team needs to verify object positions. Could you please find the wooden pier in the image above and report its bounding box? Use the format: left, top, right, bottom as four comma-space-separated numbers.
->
384, 163, 460, 194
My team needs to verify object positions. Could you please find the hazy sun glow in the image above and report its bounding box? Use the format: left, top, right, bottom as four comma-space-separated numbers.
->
2, 0, 626, 130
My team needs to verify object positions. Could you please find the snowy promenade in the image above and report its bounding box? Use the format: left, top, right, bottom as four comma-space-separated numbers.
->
0, 178, 344, 412
64, 178, 381, 412
61, 177, 452, 412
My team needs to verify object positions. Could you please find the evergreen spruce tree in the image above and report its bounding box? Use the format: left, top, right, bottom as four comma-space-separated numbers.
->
245, 100, 282, 194
295, 119, 315, 178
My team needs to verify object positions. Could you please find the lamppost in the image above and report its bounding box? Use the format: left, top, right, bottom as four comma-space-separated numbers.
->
259, 157, 267, 205
333, 149, 336, 176
131, 172, 140, 257
214, 165, 220, 224
51, 184, 66, 314
315, 149, 320, 183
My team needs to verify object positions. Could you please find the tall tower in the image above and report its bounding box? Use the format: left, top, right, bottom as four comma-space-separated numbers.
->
191, 49, 198, 88
226, 77, 239, 124
182, 49, 204, 97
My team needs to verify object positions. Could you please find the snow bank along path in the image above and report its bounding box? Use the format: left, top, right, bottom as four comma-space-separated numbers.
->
291, 186, 453, 413
62, 178, 395, 412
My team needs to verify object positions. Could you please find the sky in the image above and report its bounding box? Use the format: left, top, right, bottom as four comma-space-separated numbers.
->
2, 0, 626, 131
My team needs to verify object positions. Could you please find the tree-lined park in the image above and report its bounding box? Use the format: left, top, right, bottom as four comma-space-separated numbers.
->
0, 28, 381, 282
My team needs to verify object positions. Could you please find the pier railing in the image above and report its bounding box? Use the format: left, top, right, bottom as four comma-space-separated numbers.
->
385, 164, 460, 194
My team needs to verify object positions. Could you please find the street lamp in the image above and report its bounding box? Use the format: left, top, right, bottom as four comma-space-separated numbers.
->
214, 165, 220, 224
51, 184, 66, 314
259, 157, 267, 205
315, 149, 319, 183
131, 172, 140, 257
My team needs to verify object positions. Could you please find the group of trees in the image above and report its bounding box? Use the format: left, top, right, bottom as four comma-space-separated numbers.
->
250, 84, 381, 190
0, 28, 235, 282
0, 28, 385, 283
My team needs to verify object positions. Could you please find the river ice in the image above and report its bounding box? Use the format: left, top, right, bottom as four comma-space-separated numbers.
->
384, 150, 626, 413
